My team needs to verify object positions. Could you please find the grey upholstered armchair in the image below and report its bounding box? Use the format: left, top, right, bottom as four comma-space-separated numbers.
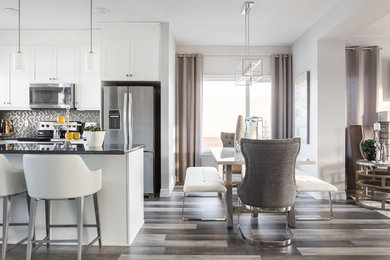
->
237, 138, 301, 246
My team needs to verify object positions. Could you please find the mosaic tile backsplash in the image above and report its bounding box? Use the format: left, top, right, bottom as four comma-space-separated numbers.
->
0, 110, 100, 137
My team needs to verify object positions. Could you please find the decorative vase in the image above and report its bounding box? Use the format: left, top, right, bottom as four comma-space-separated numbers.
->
84, 131, 105, 147
365, 152, 376, 161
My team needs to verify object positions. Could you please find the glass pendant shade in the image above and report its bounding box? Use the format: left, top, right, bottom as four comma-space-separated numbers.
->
234, 58, 263, 85
13, 52, 24, 70
85, 51, 96, 71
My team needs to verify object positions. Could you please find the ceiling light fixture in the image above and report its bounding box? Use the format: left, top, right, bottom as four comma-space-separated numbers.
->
235, 1, 263, 86
85, 0, 96, 71
3, 8, 18, 15
12, 0, 24, 70
93, 7, 110, 14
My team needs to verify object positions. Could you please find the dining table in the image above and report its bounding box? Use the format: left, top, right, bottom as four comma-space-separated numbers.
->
210, 147, 316, 229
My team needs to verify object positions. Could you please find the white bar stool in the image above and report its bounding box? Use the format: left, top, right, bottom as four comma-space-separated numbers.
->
23, 154, 102, 260
0, 155, 28, 260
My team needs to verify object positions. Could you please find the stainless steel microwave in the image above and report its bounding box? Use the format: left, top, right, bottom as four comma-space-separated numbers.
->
29, 83, 75, 109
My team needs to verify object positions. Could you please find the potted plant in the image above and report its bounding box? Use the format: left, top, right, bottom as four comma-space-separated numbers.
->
361, 139, 377, 161
83, 124, 105, 147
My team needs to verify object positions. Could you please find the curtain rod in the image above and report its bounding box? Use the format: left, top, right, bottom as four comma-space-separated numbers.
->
345, 46, 383, 50
177, 54, 290, 58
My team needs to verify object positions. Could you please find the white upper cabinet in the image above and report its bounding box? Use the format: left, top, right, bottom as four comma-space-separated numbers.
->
101, 40, 129, 81
130, 39, 160, 81
9, 46, 31, 108
101, 38, 160, 81
31, 45, 76, 82
55, 46, 76, 82
75, 45, 101, 110
0, 47, 10, 107
0, 46, 31, 109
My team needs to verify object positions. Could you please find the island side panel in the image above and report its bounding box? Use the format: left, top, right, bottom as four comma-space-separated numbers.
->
81, 154, 129, 246
127, 147, 145, 244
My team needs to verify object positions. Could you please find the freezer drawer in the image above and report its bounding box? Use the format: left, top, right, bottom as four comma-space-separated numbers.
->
144, 152, 154, 195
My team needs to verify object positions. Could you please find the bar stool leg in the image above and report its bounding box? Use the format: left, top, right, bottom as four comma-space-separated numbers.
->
26, 198, 38, 260
93, 193, 102, 248
2, 195, 11, 260
76, 197, 84, 260
45, 200, 51, 248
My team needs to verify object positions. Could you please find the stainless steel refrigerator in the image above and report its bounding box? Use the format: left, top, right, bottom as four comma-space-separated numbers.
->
102, 86, 133, 145
102, 85, 156, 196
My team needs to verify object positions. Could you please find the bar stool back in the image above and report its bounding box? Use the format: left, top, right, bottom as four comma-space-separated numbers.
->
23, 154, 102, 260
0, 154, 28, 260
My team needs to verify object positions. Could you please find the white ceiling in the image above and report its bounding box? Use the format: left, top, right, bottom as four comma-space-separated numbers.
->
352, 13, 390, 39
0, 0, 338, 46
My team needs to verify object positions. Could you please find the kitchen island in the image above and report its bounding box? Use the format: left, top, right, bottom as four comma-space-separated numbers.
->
0, 142, 144, 246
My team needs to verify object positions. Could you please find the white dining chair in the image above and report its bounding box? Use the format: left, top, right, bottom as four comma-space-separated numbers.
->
23, 154, 102, 260
0, 154, 28, 260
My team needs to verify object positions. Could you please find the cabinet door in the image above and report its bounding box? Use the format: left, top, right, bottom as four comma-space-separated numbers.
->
9, 46, 31, 108
75, 45, 101, 110
0, 47, 10, 108
130, 39, 160, 81
33, 46, 55, 82
55, 46, 76, 82
101, 40, 129, 80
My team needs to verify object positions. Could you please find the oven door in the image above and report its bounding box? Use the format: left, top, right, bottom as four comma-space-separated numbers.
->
29, 83, 75, 109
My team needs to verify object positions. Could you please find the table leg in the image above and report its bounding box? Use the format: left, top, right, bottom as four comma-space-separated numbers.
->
226, 164, 233, 228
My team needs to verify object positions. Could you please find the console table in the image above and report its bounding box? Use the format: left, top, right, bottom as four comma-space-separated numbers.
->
355, 159, 390, 211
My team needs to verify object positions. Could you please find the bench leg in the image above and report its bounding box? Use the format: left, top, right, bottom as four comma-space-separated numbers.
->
296, 192, 333, 221
181, 192, 186, 220
328, 192, 333, 219
182, 192, 226, 222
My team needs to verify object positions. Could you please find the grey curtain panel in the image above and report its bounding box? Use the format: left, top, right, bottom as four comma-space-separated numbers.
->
271, 54, 293, 139
175, 53, 203, 183
345, 46, 380, 192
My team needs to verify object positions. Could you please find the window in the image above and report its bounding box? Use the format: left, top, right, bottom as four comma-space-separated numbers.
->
202, 78, 272, 150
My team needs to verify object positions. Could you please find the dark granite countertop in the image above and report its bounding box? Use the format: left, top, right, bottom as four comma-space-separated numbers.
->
0, 142, 144, 155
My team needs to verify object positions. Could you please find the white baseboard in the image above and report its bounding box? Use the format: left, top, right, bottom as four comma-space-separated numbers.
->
160, 174, 176, 197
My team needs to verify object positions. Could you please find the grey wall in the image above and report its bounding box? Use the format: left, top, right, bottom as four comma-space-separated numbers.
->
0, 110, 99, 137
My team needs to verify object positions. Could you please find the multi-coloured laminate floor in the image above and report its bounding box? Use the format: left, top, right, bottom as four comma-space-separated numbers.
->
3, 186, 390, 259
119, 187, 390, 260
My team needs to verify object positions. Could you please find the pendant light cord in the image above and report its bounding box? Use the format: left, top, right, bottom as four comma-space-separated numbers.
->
89, 0, 93, 53
17, 0, 21, 53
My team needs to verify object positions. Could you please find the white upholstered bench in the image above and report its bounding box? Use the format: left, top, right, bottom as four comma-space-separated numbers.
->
182, 167, 227, 221
295, 169, 338, 220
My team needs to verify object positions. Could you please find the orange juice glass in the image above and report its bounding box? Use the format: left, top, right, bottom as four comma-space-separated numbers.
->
57, 116, 66, 124
65, 132, 73, 140
73, 132, 80, 140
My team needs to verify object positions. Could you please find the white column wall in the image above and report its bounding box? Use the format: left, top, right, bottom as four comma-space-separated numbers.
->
159, 23, 176, 197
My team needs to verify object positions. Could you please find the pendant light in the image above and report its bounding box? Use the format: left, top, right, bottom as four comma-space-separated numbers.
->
85, 0, 96, 71
13, 0, 24, 70
234, 1, 262, 86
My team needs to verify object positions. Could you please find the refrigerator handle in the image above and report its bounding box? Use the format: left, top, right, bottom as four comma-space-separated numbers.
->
123, 93, 128, 144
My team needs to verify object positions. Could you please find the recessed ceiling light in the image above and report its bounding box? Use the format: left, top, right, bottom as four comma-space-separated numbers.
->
93, 7, 110, 14
3, 8, 18, 15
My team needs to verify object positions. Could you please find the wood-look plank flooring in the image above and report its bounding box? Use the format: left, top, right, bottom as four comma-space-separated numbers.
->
3, 186, 390, 259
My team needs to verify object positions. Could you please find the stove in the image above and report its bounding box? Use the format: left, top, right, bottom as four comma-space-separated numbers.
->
37, 121, 84, 140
